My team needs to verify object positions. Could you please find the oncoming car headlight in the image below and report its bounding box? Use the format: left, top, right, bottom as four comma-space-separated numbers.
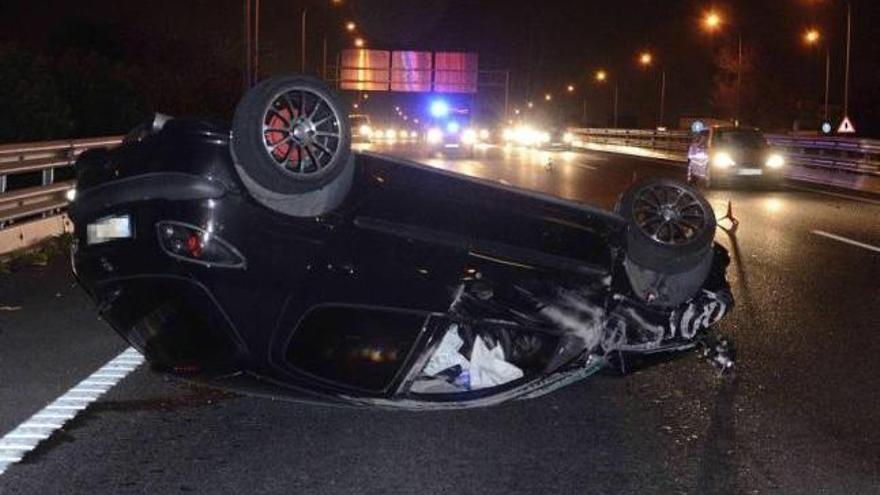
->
766, 153, 785, 169
427, 128, 443, 144
358, 124, 373, 138
479, 129, 490, 140
538, 131, 551, 144
712, 151, 736, 168
563, 132, 574, 143
461, 129, 478, 145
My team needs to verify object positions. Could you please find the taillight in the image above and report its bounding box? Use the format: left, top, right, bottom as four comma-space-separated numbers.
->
157, 221, 246, 269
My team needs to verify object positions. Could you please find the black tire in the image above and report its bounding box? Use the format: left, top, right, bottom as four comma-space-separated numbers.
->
615, 179, 717, 306
231, 74, 352, 197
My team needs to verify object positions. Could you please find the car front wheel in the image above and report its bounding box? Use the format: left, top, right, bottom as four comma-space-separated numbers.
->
615, 178, 717, 307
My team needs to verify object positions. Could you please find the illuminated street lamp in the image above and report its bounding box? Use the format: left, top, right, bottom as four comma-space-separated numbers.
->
346, 21, 356, 32
527, 101, 534, 109
804, 29, 820, 45
639, 52, 653, 66
514, 108, 521, 115
354, 37, 365, 47
567, 84, 575, 93
703, 11, 722, 32
544, 93, 552, 101
595, 70, 607, 82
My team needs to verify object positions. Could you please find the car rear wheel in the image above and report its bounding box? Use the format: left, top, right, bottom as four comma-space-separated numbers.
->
231, 74, 353, 216
615, 178, 717, 307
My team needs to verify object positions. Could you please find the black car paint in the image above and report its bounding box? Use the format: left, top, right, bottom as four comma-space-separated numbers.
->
70, 118, 730, 408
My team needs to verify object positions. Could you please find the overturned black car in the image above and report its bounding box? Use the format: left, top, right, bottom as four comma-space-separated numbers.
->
69, 75, 734, 409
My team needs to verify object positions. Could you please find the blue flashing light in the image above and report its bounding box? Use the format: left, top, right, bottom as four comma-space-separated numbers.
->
446, 121, 460, 133
430, 100, 450, 118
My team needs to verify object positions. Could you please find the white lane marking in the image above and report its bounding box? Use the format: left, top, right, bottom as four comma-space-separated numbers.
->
790, 185, 880, 206
20, 423, 63, 429
812, 230, 880, 254
0, 347, 144, 475
5, 434, 50, 440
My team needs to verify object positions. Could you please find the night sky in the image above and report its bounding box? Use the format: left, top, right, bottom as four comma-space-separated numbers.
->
1, 0, 878, 137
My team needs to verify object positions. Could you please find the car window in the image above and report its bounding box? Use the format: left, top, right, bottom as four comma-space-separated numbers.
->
715, 129, 767, 149
286, 306, 427, 393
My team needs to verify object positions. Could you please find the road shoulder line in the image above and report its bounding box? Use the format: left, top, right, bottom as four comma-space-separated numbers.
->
0, 347, 144, 476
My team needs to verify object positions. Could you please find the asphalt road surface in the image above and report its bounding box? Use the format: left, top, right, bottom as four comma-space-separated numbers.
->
1, 143, 878, 494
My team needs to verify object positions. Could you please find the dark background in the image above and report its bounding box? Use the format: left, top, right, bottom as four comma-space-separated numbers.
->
0, 0, 877, 141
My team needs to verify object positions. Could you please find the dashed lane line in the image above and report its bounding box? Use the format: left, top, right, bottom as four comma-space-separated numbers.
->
811, 230, 880, 254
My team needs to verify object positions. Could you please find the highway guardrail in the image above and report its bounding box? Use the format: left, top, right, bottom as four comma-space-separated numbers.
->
0, 136, 122, 254
566, 127, 880, 178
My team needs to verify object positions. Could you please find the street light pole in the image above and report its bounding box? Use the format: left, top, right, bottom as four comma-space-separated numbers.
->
322, 37, 328, 80
244, 0, 252, 89
254, 0, 260, 81
843, 1, 851, 116
824, 48, 831, 121
659, 69, 666, 127
503, 70, 510, 120
613, 84, 619, 128
736, 33, 742, 124
301, 8, 308, 73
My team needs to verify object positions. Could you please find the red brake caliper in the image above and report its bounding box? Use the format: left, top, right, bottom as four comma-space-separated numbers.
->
266, 105, 300, 168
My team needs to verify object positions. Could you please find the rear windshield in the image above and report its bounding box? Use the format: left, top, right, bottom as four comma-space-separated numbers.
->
715, 130, 767, 149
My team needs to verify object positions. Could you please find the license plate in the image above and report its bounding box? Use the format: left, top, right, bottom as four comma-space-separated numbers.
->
86, 215, 132, 244
738, 168, 763, 176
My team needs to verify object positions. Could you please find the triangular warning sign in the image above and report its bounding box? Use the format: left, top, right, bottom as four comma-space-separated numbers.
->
837, 116, 856, 134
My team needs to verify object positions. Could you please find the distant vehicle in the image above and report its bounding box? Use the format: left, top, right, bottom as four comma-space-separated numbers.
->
687, 126, 786, 188
371, 125, 419, 142
349, 114, 373, 143
423, 98, 488, 153
502, 124, 573, 150
70, 74, 734, 409
539, 127, 574, 151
